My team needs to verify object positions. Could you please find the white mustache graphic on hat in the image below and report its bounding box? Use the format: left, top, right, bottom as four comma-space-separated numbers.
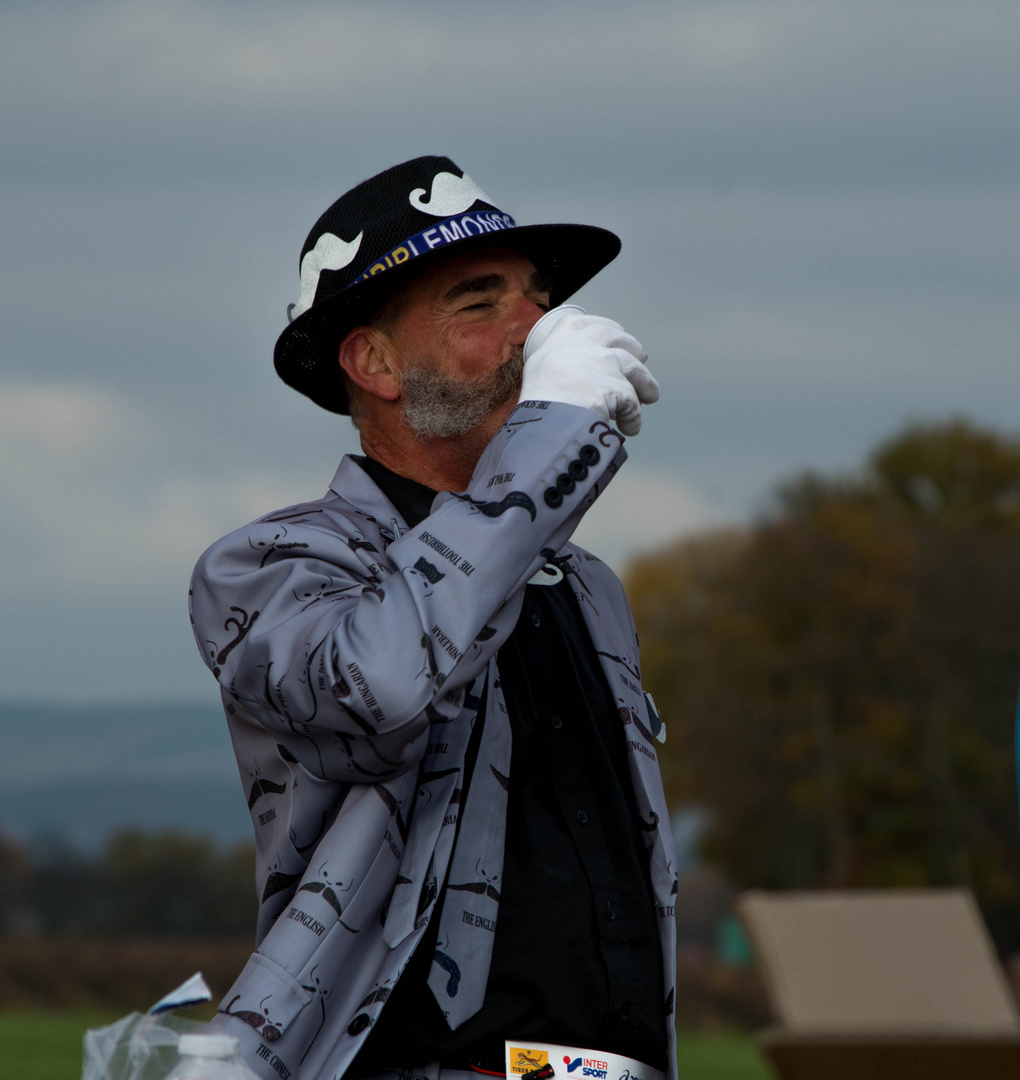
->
410, 172, 492, 217
288, 230, 364, 322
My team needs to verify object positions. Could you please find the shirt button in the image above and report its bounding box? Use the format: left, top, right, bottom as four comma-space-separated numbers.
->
605, 901, 617, 920
619, 1004, 631, 1021
551, 715, 563, 729
531, 612, 542, 628
576, 809, 589, 824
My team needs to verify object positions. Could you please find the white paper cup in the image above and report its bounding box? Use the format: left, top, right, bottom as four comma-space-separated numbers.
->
523, 304, 587, 361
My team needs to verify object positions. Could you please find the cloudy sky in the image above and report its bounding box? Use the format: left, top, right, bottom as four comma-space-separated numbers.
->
2, 0, 1018, 703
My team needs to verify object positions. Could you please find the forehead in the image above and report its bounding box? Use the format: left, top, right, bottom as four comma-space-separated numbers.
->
397, 245, 541, 307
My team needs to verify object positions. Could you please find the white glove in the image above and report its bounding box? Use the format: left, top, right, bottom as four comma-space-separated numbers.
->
518, 305, 659, 436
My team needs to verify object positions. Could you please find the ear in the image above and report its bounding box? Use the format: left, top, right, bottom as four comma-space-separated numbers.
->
338, 326, 401, 403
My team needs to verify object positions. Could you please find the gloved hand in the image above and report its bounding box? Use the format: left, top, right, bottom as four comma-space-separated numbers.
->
518, 306, 660, 436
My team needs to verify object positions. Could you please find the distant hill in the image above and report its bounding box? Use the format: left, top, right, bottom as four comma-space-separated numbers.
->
1, 701, 698, 866
0, 700, 252, 850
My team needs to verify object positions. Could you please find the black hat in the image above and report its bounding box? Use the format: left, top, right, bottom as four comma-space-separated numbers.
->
274, 155, 621, 414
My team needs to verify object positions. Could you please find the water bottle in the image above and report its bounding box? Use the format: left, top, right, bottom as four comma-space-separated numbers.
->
163, 1034, 260, 1080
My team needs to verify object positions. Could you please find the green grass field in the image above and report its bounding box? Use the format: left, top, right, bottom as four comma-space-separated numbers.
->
3, 1010, 123, 1080
674, 1033, 774, 1079
0, 1011, 774, 1080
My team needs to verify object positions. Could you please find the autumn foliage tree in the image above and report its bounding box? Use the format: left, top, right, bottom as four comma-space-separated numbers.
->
626, 420, 1020, 947
0, 829, 255, 939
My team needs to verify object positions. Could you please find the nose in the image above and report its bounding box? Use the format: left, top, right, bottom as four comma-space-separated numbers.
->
509, 294, 547, 346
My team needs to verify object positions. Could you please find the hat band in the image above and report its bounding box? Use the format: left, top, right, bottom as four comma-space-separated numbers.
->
349, 209, 517, 288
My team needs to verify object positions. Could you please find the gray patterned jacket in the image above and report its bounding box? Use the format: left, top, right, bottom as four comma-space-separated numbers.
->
189, 401, 678, 1080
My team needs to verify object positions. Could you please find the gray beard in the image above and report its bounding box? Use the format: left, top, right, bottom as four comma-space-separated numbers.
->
399, 346, 524, 441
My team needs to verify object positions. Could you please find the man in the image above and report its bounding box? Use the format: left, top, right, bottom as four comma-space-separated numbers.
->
190, 156, 676, 1080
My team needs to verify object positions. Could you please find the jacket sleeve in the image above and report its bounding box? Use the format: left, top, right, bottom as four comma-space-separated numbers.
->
190, 402, 627, 780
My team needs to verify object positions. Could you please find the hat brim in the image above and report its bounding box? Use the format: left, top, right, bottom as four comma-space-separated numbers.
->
273, 222, 621, 415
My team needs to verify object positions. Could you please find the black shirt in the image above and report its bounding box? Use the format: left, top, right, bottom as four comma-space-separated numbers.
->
351, 457, 666, 1073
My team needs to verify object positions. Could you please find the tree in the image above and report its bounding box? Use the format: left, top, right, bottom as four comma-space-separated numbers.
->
626, 419, 1020, 948
87, 830, 255, 937
0, 828, 37, 935
18, 829, 255, 938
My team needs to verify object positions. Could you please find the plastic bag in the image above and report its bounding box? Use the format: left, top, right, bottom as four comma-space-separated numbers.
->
82, 972, 214, 1080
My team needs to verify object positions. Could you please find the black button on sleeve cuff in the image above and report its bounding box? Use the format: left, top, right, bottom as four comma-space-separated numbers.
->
544, 445, 604, 510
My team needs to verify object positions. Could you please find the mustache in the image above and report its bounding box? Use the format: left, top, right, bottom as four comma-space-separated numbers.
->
490, 345, 525, 400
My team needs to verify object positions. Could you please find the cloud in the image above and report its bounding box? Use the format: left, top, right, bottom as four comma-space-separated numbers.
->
2, 1, 1017, 193
22, 1, 1008, 115
570, 467, 712, 573
0, 382, 136, 459
1, 0, 1018, 703
0, 379, 709, 592
0, 382, 301, 595
0, 2, 789, 109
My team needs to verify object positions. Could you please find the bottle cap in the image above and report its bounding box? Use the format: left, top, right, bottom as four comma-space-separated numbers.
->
178, 1033, 239, 1058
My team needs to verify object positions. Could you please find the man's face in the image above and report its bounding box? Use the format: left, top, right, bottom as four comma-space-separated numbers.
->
383, 246, 552, 440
